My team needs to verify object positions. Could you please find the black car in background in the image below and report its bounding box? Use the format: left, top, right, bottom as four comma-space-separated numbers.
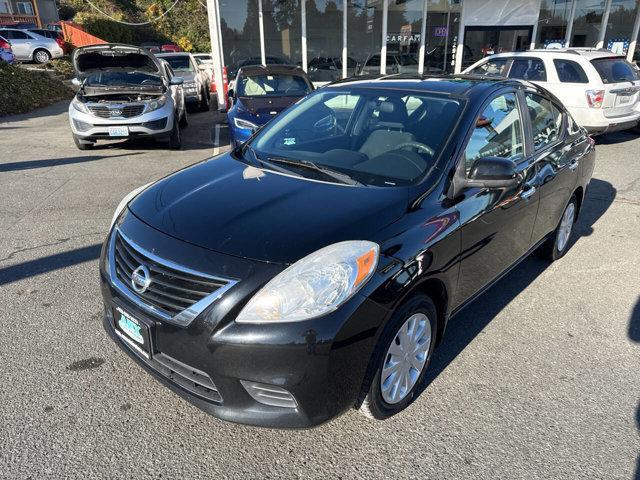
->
100, 74, 595, 428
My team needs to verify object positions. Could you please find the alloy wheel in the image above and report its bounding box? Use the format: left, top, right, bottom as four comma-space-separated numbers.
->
35, 50, 49, 63
380, 313, 432, 404
557, 202, 575, 252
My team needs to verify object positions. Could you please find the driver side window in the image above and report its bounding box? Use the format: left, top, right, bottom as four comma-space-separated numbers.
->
464, 92, 524, 174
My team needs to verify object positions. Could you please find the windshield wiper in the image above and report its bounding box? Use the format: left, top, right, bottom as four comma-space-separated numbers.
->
266, 156, 361, 186
242, 145, 302, 177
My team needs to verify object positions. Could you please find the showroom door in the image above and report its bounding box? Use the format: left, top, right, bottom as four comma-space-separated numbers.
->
463, 26, 533, 69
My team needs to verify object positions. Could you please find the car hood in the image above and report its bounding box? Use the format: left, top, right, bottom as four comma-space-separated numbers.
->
237, 96, 302, 124
175, 71, 197, 82
73, 43, 162, 78
128, 153, 408, 264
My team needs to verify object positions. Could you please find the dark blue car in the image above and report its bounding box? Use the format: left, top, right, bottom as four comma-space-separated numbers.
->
227, 64, 313, 147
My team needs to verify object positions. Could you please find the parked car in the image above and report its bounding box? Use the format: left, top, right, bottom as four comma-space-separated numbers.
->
227, 55, 289, 82
463, 49, 640, 135
192, 53, 214, 83
140, 42, 161, 53
358, 53, 419, 75
306, 56, 358, 83
0, 35, 15, 64
156, 52, 211, 111
69, 44, 187, 150
100, 75, 594, 428
0, 27, 63, 63
160, 44, 182, 53
227, 64, 313, 147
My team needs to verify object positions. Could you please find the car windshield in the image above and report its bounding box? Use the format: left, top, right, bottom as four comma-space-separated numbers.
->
244, 89, 461, 187
85, 71, 163, 87
161, 56, 193, 72
238, 74, 310, 97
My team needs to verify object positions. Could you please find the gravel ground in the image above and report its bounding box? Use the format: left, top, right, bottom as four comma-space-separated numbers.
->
0, 101, 638, 479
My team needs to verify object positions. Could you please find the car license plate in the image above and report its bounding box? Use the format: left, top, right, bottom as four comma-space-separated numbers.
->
108, 126, 129, 137
114, 307, 152, 358
617, 94, 631, 105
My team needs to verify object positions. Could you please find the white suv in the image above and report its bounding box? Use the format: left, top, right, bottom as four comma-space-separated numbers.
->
464, 49, 640, 135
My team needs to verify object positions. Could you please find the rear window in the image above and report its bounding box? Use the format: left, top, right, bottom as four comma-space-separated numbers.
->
591, 57, 640, 84
469, 58, 509, 77
554, 59, 589, 83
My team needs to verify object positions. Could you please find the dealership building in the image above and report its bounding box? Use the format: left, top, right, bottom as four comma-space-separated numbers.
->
206, 0, 640, 98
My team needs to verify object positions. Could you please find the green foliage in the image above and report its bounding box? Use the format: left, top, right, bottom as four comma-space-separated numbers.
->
58, 0, 211, 52
0, 63, 74, 116
49, 58, 74, 79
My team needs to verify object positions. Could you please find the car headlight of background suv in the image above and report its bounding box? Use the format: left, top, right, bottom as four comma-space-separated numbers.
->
71, 96, 90, 114
234, 117, 258, 131
145, 95, 168, 113
236, 241, 379, 323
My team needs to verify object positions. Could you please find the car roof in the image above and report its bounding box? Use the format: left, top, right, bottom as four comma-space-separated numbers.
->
326, 74, 524, 98
238, 64, 307, 75
484, 49, 625, 61
156, 52, 192, 57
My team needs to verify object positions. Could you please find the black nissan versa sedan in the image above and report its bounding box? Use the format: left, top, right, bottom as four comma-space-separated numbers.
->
100, 74, 595, 428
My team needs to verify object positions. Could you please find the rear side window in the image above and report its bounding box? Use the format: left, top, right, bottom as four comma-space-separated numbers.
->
509, 58, 547, 81
525, 93, 563, 150
553, 59, 589, 83
3, 30, 29, 39
591, 58, 640, 84
470, 58, 509, 77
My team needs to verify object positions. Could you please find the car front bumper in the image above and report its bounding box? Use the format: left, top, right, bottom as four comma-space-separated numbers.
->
99, 211, 389, 428
69, 102, 175, 140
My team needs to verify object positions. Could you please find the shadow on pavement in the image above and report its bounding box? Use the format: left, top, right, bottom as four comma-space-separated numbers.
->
629, 298, 640, 480
0, 152, 142, 172
0, 243, 102, 286
595, 130, 639, 145
420, 178, 617, 393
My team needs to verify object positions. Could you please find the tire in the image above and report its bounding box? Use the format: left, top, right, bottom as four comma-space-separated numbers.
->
199, 88, 210, 111
33, 49, 51, 64
168, 117, 182, 150
539, 195, 578, 261
73, 135, 94, 151
359, 294, 438, 420
178, 107, 188, 128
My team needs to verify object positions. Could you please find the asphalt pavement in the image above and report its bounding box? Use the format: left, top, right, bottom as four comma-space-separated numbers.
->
0, 101, 638, 479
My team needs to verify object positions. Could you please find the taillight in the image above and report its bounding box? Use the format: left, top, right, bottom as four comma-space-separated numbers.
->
0, 39, 9, 49
586, 89, 605, 108
55, 37, 65, 49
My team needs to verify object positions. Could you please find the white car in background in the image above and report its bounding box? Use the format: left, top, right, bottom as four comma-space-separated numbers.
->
464, 49, 640, 134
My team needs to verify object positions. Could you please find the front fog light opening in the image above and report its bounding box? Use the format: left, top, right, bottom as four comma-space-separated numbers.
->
240, 380, 297, 408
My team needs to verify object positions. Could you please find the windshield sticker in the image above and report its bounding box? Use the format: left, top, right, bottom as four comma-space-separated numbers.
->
283, 137, 296, 146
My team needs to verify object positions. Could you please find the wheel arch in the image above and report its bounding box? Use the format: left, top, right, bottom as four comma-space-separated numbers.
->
32, 47, 51, 61
573, 185, 584, 221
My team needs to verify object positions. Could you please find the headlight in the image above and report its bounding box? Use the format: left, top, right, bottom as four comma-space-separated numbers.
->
234, 117, 258, 130
184, 81, 197, 89
236, 241, 379, 323
71, 96, 89, 114
145, 95, 168, 113
109, 183, 151, 230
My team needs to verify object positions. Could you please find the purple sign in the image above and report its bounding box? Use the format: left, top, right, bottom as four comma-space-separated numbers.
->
434, 26, 448, 37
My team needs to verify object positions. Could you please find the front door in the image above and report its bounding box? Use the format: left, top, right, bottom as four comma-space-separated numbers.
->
453, 90, 539, 307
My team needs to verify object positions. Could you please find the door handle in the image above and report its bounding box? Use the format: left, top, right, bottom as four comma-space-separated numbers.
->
521, 186, 536, 200
569, 159, 579, 171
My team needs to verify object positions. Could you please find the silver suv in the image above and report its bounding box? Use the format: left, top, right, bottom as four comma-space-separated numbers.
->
156, 52, 211, 111
69, 44, 187, 150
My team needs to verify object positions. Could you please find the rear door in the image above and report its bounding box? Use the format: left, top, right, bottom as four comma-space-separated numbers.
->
522, 90, 582, 243
590, 56, 640, 119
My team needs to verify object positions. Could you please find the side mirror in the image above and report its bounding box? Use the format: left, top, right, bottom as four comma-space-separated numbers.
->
71, 78, 81, 87
465, 156, 519, 189
170, 76, 184, 85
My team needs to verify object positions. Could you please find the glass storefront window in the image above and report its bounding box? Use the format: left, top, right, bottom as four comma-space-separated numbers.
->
306, 1, 346, 83
348, 0, 384, 75
386, 0, 423, 74
263, 0, 302, 65
603, 0, 639, 57
423, 1, 461, 74
570, 0, 606, 47
536, 0, 573, 48
220, 0, 263, 76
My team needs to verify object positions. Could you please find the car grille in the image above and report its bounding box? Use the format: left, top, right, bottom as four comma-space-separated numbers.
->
88, 104, 145, 118
113, 230, 229, 318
